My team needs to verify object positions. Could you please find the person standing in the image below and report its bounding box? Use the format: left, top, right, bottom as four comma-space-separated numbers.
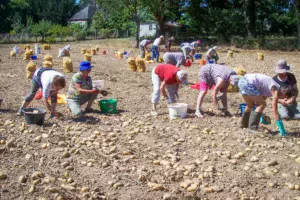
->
139, 39, 152, 58
273, 60, 300, 119
152, 36, 164, 62
165, 36, 174, 52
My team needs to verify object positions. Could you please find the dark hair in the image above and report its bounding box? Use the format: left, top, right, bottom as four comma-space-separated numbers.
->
53, 76, 66, 88
280, 85, 295, 98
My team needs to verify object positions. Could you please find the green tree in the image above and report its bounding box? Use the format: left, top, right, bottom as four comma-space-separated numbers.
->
31, 19, 53, 42
295, 0, 300, 47
48, 25, 70, 41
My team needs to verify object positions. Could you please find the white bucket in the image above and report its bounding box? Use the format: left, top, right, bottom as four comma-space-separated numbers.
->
92, 80, 105, 89
168, 103, 188, 119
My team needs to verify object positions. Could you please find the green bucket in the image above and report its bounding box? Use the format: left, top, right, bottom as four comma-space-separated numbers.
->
98, 98, 118, 113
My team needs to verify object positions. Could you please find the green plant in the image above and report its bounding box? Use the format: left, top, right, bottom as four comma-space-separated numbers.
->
31, 19, 53, 42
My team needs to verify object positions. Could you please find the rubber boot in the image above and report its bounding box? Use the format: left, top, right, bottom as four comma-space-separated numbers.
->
248, 111, 262, 133
240, 111, 251, 128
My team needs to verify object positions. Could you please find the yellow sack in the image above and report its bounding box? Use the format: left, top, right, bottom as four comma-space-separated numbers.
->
116, 51, 123, 59
257, 53, 264, 60
81, 48, 86, 54
158, 57, 163, 63
144, 53, 151, 61
44, 54, 53, 62
86, 50, 91, 54
43, 61, 53, 68
63, 57, 73, 73
64, 50, 70, 57
127, 57, 137, 72
95, 46, 100, 51
23, 51, 31, 60
91, 49, 96, 55
84, 53, 92, 62
136, 58, 146, 72
233, 67, 247, 76
10, 50, 16, 57
24, 44, 30, 50
43, 44, 50, 50
227, 84, 239, 93
26, 61, 36, 73
26, 71, 34, 79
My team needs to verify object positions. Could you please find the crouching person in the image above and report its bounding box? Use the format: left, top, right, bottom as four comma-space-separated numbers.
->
195, 64, 236, 118
151, 64, 188, 116
163, 52, 192, 68
17, 67, 66, 117
238, 73, 292, 136
67, 61, 101, 117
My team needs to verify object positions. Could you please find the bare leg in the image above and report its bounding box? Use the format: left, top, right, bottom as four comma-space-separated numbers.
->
195, 90, 207, 118
86, 99, 95, 109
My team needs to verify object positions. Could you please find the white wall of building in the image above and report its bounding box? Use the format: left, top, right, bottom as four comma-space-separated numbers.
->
139, 23, 157, 38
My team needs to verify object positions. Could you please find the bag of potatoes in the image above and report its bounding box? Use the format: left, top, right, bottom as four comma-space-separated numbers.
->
43, 61, 53, 68
136, 58, 146, 72
127, 57, 137, 72
10, 50, 16, 57
43, 44, 50, 50
81, 48, 87, 54
144, 53, 151, 61
24, 44, 30, 50
158, 57, 163, 63
84, 53, 92, 62
86, 50, 91, 54
63, 57, 73, 73
23, 50, 31, 60
95, 46, 100, 51
44, 54, 53, 62
26, 61, 36, 79
91, 49, 96, 55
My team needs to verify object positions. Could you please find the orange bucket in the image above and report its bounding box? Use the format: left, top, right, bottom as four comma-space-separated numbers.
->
200, 59, 207, 66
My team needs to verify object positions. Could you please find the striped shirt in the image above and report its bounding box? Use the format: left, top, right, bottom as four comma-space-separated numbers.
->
199, 64, 236, 87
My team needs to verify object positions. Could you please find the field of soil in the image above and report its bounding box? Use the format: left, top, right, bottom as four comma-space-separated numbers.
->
0, 39, 300, 200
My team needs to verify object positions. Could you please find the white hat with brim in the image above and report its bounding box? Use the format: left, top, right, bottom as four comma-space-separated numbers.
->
176, 70, 188, 85
275, 60, 290, 73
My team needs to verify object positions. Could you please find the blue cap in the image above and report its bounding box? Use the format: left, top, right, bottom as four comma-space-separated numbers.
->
79, 61, 93, 71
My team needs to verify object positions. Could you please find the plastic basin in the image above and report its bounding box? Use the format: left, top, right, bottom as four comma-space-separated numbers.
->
92, 80, 105, 89
194, 54, 202, 59
98, 98, 118, 113
23, 108, 46, 125
168, 103, 188, 119
239, 103, 256, 116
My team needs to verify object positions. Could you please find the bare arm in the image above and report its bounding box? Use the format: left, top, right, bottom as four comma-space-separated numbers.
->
211, 78, 225, 108
160, 81, 168, 98
271, 87, 280, 121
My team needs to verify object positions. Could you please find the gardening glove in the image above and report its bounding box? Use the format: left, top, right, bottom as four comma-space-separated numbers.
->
91, 89, 100, 94
276, 120, 287, 136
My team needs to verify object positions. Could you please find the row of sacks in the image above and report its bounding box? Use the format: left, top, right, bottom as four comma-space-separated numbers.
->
127, 57, 146, 72
81, 48, 101, 55
26, 54, 73, 79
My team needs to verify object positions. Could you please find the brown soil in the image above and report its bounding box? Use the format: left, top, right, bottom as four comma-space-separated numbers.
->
0, 40, 300, 200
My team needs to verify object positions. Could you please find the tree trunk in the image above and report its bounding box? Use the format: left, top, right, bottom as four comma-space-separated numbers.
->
295, 0, 300, 48
245, 0, 256, 38
133, 0, 140, 48
157, 17, 165, 36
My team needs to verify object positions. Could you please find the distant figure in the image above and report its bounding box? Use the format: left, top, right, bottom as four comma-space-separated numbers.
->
163, 52, 192, 68
152, 35, 164, 62
181, 45, 195, 62
165, 36, 174, 52
181, 40, 201, 49
206, 46, 219, 63
139, 39, 152, 58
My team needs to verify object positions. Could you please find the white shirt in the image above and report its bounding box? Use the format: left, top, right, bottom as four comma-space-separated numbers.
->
34, 69, 64, 98
206, 48, 215, 57
244, 74, 280, 97
153, 38, 161, 46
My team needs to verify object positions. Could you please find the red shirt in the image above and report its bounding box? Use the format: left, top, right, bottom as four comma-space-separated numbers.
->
155, 64, 180, 84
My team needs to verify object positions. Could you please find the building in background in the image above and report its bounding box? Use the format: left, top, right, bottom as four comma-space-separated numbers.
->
68, 5, 96, 28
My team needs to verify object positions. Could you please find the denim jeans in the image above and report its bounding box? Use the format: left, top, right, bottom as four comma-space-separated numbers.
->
151, 45, 159, 62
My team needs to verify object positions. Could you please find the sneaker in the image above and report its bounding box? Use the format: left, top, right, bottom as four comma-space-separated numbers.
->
16, 108, 24, 116
195, 110, 204, 118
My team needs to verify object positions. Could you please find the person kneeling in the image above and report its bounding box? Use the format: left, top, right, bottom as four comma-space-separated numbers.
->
67, 61, 106, 117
